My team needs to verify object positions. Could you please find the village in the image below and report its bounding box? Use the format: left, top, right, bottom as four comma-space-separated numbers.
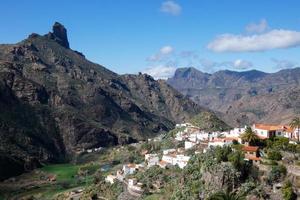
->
103, 122, 300, 197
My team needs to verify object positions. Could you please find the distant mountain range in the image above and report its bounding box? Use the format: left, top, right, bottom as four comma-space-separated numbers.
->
0, 23, 223, 180
167, 67, 300, 127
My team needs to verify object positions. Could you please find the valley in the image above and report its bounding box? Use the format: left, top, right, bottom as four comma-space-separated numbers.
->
1, 1, 300, 199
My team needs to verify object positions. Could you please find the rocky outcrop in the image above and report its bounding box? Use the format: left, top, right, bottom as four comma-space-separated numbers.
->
0, 23, 214, 180
201, 162, 241, 196
47, 22, 70, 48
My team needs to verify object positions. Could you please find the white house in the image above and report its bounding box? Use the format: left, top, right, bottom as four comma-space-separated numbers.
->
208, 138, 234, 148
175, 131, 187, 141
220, 127, 246, 138
162, 154, 176, 165
105, 175, 117, 184
252, 124, 295, 139
175, 123, 193, 128
184, 140, 197, 150
145, 154, 159, 167
123, 164, 138, 175
128, 178, 144, 195
161, 154, 190, 169
175, 155, 190, 169
194, 132, 211, 141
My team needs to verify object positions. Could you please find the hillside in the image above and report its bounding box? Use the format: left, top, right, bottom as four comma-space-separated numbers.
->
0, 23, 215, 180
167, 67, 300, 126
190, 111, 231, 131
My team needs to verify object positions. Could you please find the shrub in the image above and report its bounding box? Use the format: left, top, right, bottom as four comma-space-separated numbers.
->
267, 165, 287, 184
266, 137, 289, 150
282, 181, 297, 200
267, 150, 282, 161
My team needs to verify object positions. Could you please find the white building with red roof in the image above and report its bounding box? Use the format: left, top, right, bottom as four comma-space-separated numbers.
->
253, 123, 295, 139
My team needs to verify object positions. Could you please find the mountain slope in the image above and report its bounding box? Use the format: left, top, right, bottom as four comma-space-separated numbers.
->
0, 23, 214, 180
167, 67, 300, 126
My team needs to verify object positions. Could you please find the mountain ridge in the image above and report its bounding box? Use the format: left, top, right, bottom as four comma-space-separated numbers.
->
167, 67, 300, 127
0, 23, 221, 180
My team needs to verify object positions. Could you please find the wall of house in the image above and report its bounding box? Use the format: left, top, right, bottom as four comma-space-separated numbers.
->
254, 128, 269, 137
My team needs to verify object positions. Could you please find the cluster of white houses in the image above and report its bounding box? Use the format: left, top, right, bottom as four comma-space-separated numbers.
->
175, 122, 299, 163
105, 148, 192, 194
105, 122, 299, 196
176, 123, 298, 150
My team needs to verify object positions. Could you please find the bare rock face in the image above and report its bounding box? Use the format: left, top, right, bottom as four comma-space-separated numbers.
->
201, 162, 241, 194
0, 22, 215, 180
47, 22, 70, 48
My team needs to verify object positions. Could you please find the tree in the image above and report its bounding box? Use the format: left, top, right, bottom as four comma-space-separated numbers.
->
215, 146, 232, 163
228, 150, 250, 179
266, 137, 289, 151
267, 150, 282, 161
241, 127, 259, 145
207, 190, 246, 200
289, 117, 300, 142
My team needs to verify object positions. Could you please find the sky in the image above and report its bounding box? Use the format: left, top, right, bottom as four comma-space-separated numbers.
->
1, 0, 300, 79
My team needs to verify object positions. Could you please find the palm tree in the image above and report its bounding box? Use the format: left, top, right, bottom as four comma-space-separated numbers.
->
241, 127, 259, 145
289, 117, 300, 142
207, 190, 245, 200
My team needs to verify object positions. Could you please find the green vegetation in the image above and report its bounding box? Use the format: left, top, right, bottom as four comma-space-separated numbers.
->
191, 111, 231, 131
41, 164, 80, 182
207, 190, 246, 200
264, 136, 300, 156
80, 171, 123, 200
0, 149, 122, 200
215, 146, 232, 162
240, 127, 259, 145
267, 150, 282, 161
267, 165, 287, 184
290, 117, 300, 142
4, 123, 300, 200
282, 181, 297, 200
123, 147, 256, 200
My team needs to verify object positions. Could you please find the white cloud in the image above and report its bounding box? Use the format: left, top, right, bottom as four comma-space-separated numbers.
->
147, 45, 174, 62
272, 58, 299, 69
142, 65, 176, 79
199, 59, 253, 72
160, 45, 174, 54
245, 19, 269, 33
233, 59, 253, 69
207, 29, 300, 52
160, 1, 182, 16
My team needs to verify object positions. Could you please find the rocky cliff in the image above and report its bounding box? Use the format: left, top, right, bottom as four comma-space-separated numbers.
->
0, 23, 211, 180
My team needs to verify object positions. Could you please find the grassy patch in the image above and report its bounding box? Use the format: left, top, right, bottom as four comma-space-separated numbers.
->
41, 164, 80, 182
144, 194, 163, 200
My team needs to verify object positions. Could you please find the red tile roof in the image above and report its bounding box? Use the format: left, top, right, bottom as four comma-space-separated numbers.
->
245, 154, 261, 161
242, 146, 259, 152
254, 123, 294, 132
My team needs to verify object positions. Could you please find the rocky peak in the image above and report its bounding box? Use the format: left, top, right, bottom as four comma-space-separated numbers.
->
173, 67, 208, 79
46, 22, 70, 48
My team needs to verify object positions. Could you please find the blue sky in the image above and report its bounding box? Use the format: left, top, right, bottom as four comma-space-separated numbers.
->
1, 0, 300, 79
